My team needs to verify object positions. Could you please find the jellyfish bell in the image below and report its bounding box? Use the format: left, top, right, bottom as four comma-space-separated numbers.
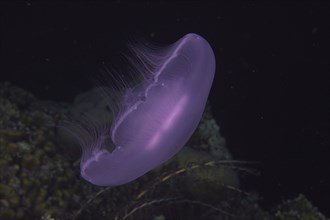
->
65, 33, 216, 186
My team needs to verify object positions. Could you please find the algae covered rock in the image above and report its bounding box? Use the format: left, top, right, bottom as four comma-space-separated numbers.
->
0, 82, 79, 219
1, 83, 328, 220
274, 194, 328, 220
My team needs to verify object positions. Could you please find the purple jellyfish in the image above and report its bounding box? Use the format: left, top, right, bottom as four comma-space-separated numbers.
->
69, 33, 215, 186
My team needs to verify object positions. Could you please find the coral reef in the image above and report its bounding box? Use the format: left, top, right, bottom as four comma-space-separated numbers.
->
0, 83, 328, 220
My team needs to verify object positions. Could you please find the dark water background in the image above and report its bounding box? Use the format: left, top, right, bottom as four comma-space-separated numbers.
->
0, 1, 329, 216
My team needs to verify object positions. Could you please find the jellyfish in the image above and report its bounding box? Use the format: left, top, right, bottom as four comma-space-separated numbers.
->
65, 33, 216, 186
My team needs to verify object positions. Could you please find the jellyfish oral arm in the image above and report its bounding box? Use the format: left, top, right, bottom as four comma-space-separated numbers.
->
145, 94, 188, 150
